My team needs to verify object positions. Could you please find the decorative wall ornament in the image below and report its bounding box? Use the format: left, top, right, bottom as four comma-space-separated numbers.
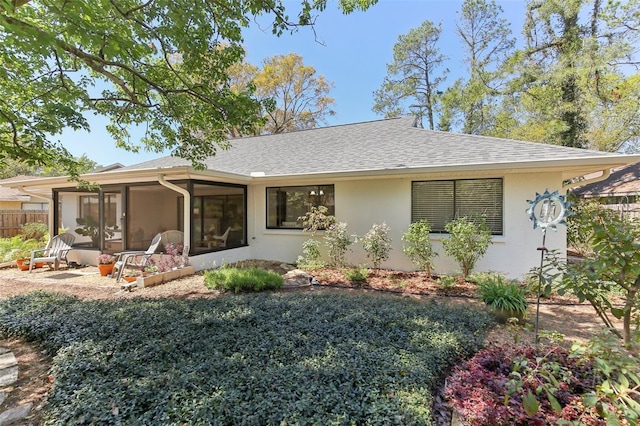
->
526, 188, 571, 344
526, 189, 571, 231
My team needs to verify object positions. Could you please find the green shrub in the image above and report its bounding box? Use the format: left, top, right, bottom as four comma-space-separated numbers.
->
20, 222, 48, 241
571, 331, 640, 424
0, 236, 41, 262
561, 211, 640, 345
443, 216, 492, 278
296, 239, 325, 270
298, 206, 336, 235
437, 275, 456, 290
477, 274, 528, 321
324, 222, 354, 267
402, 220, 437, 277
0, 291, 494, 425
361, 222, 392, 269
204, 267, 284, 292
343, 265, 369, 283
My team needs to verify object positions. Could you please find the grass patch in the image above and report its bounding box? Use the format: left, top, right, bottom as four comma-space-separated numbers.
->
203, 267, 284, 292
0, 291, 493, 425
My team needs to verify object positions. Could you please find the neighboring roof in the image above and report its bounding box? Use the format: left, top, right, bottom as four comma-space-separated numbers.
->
0, 176, 47, 202
573, 162, 640, 197
117, 116, 631, 178
92, 163, 125, 173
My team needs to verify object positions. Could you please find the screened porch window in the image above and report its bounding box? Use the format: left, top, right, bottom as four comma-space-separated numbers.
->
267, 185, 335, 229
412, 178, 503, 235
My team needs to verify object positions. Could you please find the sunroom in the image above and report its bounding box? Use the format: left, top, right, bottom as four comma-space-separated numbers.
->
53, 177, 247, 264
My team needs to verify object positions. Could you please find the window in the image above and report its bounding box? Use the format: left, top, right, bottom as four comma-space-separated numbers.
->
267, 185, 335, 229
192, 183, 246, 253
412, 178, 503, 234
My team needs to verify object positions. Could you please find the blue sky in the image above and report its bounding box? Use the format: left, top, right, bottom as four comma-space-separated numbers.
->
60, 0, 527, 167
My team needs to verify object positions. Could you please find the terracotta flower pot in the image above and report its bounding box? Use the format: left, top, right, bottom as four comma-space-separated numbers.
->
123, 276, 138, 283
98, 263, 115, 277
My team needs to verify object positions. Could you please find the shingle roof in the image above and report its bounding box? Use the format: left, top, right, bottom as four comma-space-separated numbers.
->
119, 116, 622, 177
0, 176, 43, 201
573, 162, 640, 197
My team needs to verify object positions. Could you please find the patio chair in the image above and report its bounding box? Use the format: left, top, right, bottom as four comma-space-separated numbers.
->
160, 230, 183, 252
29, 233, 76, 272
113, 233, 162, 282
210, 227, 231, 248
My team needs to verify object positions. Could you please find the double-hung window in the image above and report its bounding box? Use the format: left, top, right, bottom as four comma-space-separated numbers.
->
412, 178, 503, 235
267, 185, 335, 229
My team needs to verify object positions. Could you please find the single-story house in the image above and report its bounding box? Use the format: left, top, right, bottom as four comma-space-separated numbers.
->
8, 117, 640, 278
572, 162, 640, 218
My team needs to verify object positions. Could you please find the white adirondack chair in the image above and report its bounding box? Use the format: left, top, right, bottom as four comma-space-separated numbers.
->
29, 233, 75, 272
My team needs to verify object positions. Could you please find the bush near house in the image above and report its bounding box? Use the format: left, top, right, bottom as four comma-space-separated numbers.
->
402, 219, 437, 277
0, 291, 493, 425
204, 267, 284, 293
443, 216, 492, 278
361, 222, 392, 269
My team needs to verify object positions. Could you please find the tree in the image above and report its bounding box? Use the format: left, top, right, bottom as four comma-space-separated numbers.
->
439, 0, 514, 134
497, 0, 640, 151
372, 20, 448, 130
253, 53, 335, 134
0, 154, 100, 179
0, 0, 377, 177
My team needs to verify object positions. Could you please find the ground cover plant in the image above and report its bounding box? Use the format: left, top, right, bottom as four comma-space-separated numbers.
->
0, 291, 493, 425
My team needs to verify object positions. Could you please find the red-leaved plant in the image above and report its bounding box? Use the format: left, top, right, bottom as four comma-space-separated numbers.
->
444, 344, 620, 425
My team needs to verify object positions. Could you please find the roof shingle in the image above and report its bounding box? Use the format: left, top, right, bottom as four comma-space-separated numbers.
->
120, 117, 621, 177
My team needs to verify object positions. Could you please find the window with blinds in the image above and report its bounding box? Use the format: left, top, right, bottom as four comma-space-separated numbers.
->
411, 178, 503, 235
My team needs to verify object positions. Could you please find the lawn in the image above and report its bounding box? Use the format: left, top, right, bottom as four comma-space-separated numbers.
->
0, 290, 493, 425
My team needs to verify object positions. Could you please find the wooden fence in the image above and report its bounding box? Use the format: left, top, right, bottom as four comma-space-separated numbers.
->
0, 210, 48, 238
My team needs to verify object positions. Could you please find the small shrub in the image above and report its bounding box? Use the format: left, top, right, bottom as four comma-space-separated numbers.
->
324, 222, 354, 268
343, 265, 369, 283
296, 239, 325, 270
477, 274, 528, 322
20, 222, 48, 241
571, 331, 640, 424
437, 275, 456, 290
361, 222, 392, 269
402, 220, 437, 277
0, 236, 41, 262
298, 206, 336, 235
443, 216, 492, 278
204, 267, 284, 293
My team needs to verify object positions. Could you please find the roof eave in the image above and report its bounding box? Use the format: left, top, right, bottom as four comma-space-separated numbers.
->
249, 155, 640, 182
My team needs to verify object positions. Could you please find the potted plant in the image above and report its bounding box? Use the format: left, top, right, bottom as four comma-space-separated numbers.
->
18, 258, 31, 271
478, 274, 528, 324
122, 270, 141, 283
97, 253, 116, 276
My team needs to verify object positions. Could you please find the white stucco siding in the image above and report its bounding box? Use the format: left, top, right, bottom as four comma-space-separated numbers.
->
247, 171, 567, 280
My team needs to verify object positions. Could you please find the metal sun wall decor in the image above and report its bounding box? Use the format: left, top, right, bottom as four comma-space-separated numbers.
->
526, 189, 570, 231
526, 189, 571, 344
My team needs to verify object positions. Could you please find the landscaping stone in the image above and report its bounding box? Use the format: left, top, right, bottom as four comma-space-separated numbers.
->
0, 367, 18, 388
0, 353, 16, 371
0, 402, 33, 425
282, 269, 315, 288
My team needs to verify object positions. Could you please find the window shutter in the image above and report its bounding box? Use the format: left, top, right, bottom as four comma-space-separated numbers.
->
455, 179, 503, 234
412, 181, 454, 232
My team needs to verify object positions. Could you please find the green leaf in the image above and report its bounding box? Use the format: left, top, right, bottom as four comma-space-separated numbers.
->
546, 391, 562, 414
582, 394, 598, 407
522, 391, 539, 416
